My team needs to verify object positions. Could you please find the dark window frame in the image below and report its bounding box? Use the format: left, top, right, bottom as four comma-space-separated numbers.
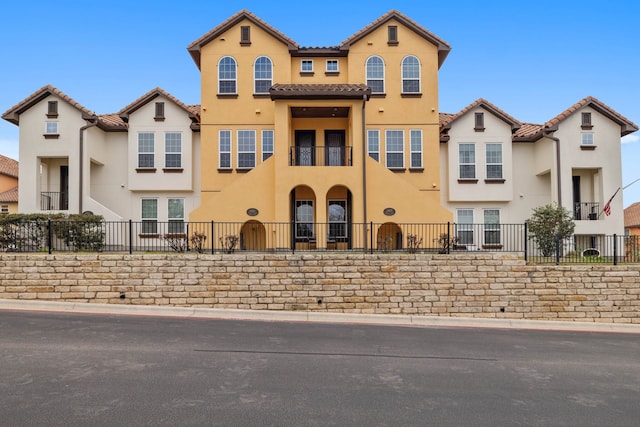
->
388, 26, 399, 45
154, 102, 165, 122
240, 26, 251, 45
474, 112, 485, 131
47, 101, 58, 118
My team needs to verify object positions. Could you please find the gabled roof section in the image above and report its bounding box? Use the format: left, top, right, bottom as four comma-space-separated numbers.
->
118, 87, 200, 124
0, 154, 18, 178
340, 10, 451, 68
544, 96, 639, 136
513, 123, 544, 142
187, 10, 298, 69
2, 84, 95, 125
440, 98, 522, 132
270, 84, 371, 100
0, 186, 18, 203
624, 202, 640, 228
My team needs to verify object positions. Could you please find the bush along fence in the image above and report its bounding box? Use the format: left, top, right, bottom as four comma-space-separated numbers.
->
0, 214, 638, 264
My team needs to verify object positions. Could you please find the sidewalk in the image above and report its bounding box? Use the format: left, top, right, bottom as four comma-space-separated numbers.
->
1, 299, 639, 334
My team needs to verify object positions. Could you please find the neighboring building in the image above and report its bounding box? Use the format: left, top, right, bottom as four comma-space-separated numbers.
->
440, 97, 638, 252
625, 202, 640, 237
2, 9, 637, 253
1, 86, 201, 232
0, 154, 19, 214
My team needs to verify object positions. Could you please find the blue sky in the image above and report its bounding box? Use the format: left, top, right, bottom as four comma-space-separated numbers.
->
1, 0, 639, 206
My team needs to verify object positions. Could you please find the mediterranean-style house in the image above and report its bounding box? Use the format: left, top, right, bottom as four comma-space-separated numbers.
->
2, 9, 637, 253
0, 154, 19, 214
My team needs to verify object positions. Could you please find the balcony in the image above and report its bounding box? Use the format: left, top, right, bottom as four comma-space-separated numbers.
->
574, 202, 600, 221
289, 146, 352, 166
41, 192, 68, 211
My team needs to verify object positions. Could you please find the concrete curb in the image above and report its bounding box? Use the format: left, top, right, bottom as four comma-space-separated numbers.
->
1, 298, 639, 334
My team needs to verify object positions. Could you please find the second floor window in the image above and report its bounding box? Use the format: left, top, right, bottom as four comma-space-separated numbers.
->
218, 56, 237, 94
237, 130, 256, 169
410, 129, 422, 168
326, 60, 339, 73
165, 132, 181, 168
401, 55, 420, 93
485, 143, 502, 179
367, 130, 380, 162
262, 130, 274, 161
459, 143, 475, 179
138, 132, 154, 168
219, 130, 231, 169
254, 56, 273, 94
366, 56, 385, 94
581, 132, 594, 145
385, 130, 404, 169
301, 60, 313, 73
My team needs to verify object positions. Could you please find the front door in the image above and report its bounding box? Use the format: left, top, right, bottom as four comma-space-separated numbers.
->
60, 165, 69, 210
295, 130, 315, 166
325, 130, 345, 166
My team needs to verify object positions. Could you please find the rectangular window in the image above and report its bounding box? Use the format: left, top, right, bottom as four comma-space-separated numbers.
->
155, 102, 165, 121
326, 60, 339, 72
45, 121, 58, 135
168, 198, 185, 234
485, 143, 502, 179
484, 209, 501, 245
328, 200, 347, 238
385, 130, 404, 169
581, 132, 594, 145
301, 60, 313, 73
295, 200, 314, 238
240, 26, 251, 44
456, 209, 474, 245
459, 143, 476, 179
237, 130, 256, 169
388, 26, 398, 44
141, 198, 158, 234
474, 112, 485, 131
138, 132, 155, 168
47, 101, 58, 117
410, 129, 422, 169
367, 130, 380, 162
262, 130, 274, 161
219, 130, 231, 169
581, 112, 592, 127
165, 132, 181, 168
1, 205, 8, 214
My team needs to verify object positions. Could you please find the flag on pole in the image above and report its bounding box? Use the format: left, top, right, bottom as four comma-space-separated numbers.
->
602, 187, 620, 217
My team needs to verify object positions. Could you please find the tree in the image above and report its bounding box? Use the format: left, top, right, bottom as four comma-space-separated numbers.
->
527, 203, 575, 257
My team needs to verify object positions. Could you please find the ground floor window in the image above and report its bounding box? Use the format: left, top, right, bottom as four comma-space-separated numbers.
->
168, 198, 184, 234
456, 209, 474, 245
328, 200, 347, 238
295, 200, 314, 238
484, 209, 501, 245
141, 198, 158, 234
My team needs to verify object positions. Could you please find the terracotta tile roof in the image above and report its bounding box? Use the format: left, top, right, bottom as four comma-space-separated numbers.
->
439, 112, 455, 126
340, 10, 451, 68
513, 123, 544, 141
119, 87, 200, 123
624, 202, 640, 228
0, 154, 18, 178
2, 84, 95, 125
188, 10, 298, 69
545, 96, 638, 136
98, 113, 127, 129
0, 186, 18, 203
440, 98, 521, 131
270, 83, 371, 99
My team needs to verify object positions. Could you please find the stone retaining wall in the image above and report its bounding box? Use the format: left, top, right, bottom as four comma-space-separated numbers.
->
1, 253, 639, 323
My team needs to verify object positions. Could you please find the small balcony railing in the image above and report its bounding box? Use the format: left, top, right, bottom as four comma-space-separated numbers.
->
574, 202, 600, 220
41, 192, 68, 211
289, 146, 352, 166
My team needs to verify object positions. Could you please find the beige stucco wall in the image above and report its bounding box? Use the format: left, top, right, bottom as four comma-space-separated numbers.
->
1, 252, 638, 323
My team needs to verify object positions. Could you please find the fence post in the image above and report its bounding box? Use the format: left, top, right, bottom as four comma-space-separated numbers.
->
555, 234, 560, 265
48, 219, 52, 254
186, 222, 190, 252
447, 222, 451, 255
370, 221, 374, 255
613, 233, 618, 266
523, 222, 528, 262
128, 220, 133, 254
211, 221, 215, 255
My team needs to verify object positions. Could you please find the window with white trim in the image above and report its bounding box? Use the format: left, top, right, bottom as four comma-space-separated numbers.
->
237, 130, 256, 169
218, 56, 237, 94
401, 55, 420, 93
301, 60, 313, 73
254, 56, 272, 94
367, 130, 379, 161
386, 130, 404, 169
1, 205, 8, 214
366, 56, 385, 94
326, 60, 338, 73
262, 130, 274, 161
328, 200, 347, 238
219, 130, 231, 169
459, 143, 475, 179
165, 132, 181, 168
295, 200, 314, 238
581, 132, 594, 145
141, 198, 158, 234
456, 209, 474, 245
485, 143, 502, 179
484, 209, 501, 245
138, 132, 155, 168
410, 129, 422, 168
168, 198, 185, 234
45, 121, 58, 135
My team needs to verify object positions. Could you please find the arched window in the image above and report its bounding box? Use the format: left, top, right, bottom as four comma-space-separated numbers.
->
401, 55, 420, 94
218, 56, 237, 94
254, 56, 273, 94
366, 56, 385, 94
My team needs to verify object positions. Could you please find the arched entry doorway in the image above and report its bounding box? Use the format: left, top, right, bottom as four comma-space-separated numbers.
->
326, 185, 352, 250
290, 185, 317, 250
377, 222, 402, 251
240, 220, 266, 251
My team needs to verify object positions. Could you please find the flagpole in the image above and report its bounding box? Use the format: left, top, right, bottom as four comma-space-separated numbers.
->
623, 176, 640, 190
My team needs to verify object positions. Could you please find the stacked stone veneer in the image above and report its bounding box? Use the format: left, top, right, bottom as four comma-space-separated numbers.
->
1, 253, 639, 323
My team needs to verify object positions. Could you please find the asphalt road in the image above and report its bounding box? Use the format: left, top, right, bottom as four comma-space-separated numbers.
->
1, 310, 639, 426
